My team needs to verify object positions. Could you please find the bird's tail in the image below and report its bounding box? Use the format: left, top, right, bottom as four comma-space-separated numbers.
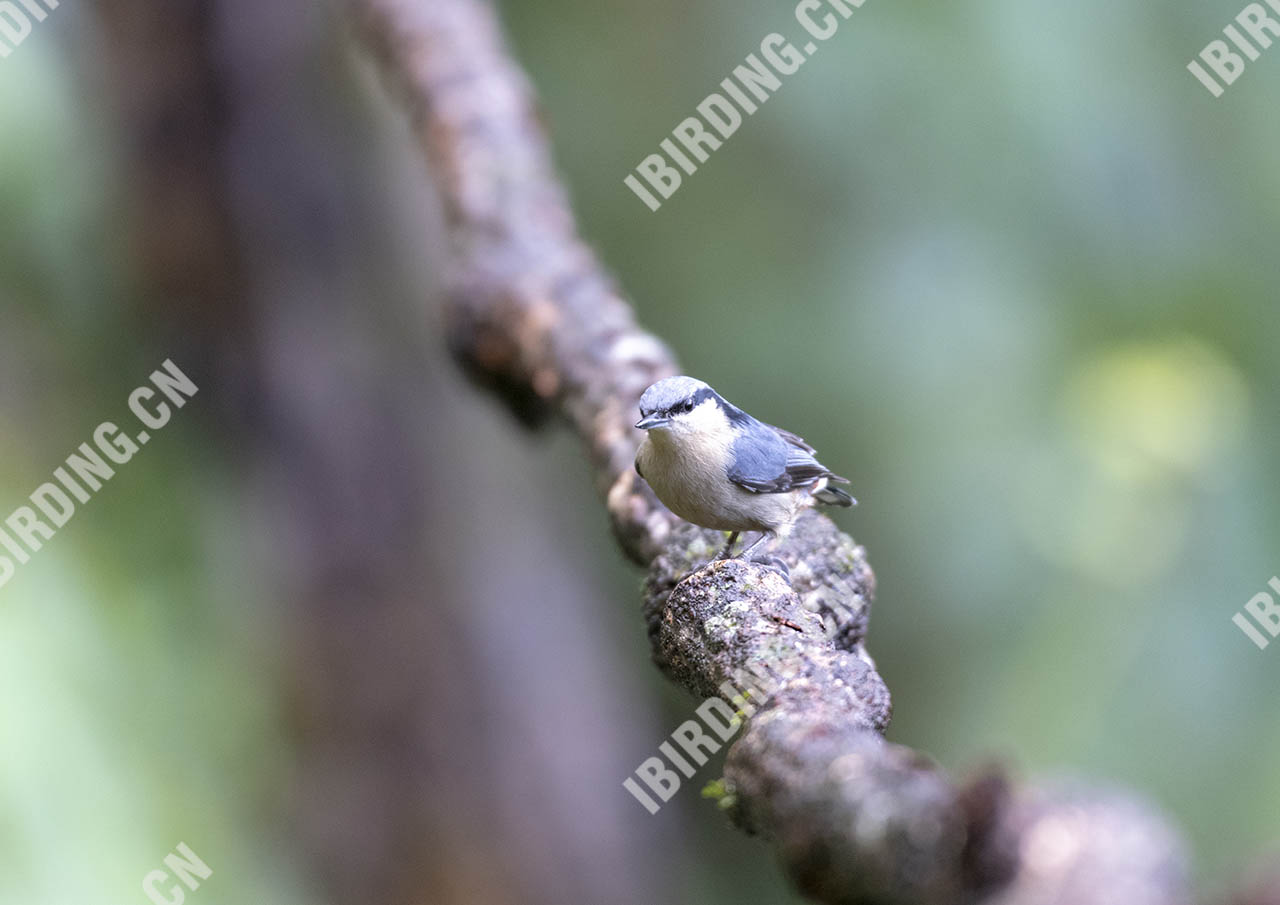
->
815, 481, 856, 507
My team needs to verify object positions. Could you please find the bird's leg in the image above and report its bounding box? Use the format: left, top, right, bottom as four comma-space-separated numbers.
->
739, 531, 773, 560
717, 531, 740, 560
741, 531, 789, 579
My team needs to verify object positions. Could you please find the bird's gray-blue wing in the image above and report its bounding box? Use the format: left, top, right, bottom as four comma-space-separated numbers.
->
728, 419, 848, 493
727, 420, 810, 493
769, 424, 816, 454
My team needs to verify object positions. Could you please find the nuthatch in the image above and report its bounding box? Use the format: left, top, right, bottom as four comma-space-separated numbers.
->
634, 376, 855, 563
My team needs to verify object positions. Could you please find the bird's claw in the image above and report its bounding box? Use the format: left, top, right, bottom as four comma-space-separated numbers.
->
749, 554, 790, 580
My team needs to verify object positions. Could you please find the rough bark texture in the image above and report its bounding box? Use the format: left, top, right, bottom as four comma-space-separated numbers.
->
349, 1, 1257, 903
350, 0, 679, 566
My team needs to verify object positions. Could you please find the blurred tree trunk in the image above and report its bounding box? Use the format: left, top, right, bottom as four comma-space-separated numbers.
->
93, 2, 675, 904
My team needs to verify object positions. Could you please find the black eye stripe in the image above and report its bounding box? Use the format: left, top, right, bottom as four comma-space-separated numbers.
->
656, 390, 716, 417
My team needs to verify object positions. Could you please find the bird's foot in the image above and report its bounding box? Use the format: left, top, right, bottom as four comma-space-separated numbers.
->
749, 554, 790, 580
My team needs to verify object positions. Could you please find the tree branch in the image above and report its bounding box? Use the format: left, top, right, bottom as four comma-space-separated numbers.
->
351, 0, 679, 565
351, 2, 1214, 903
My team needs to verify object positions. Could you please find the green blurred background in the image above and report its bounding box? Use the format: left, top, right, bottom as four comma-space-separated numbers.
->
0, 1, 1276, 903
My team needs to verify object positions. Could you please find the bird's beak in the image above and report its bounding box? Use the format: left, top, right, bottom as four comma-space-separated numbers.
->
635, 414, 669, 430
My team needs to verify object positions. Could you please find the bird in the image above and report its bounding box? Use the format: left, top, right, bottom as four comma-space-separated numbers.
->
633, 376, 855, 564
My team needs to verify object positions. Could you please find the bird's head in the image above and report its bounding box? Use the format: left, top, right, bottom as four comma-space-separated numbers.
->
635, 376, 731, 438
